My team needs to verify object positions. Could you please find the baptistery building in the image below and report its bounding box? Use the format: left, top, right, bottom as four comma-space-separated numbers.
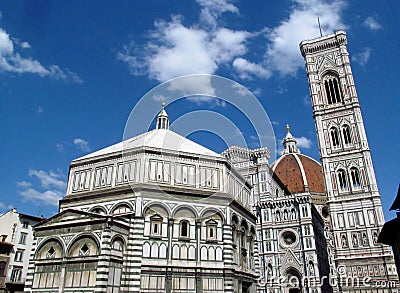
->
23, 31, 398, 293
24, 107, 259, 293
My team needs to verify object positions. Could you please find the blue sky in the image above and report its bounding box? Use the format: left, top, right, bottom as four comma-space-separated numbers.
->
0, 0, 398, 220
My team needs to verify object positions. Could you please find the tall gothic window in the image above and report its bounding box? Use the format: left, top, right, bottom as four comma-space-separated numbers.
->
350, 167, 361, 189
342, 125, 352, 145
180, 220, 189, 238
330, 127, 340, 148
337, 169, 348, 191
324, 76, 342, 104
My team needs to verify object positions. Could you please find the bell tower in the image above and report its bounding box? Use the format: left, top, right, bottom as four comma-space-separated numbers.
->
300, 31, 397, 291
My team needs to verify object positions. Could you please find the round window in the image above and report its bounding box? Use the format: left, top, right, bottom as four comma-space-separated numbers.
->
282, 231, 297, 246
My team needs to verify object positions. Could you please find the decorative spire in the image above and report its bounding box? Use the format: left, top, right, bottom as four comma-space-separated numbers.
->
282, 124, 300, 154
156, 102, 169, 130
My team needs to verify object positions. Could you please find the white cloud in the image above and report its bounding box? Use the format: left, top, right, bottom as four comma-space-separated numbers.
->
20, 41, 31, 49
152, 94, 168, 102
48, 65, 83, 84
28, 169, 67, 189
168, 74, 215, 96
118, 10, 250, 83
17, 181, 32, 188
296, 136, 312, 149
210, 28, 249, 63
233, 57, 271, 80
265, 0, 347, 75
232, 82, 249, 96
352, 47, 371, 67
56, 143, 64, 152
119, 0, 347, 83
0, 201, 13, 211
17, 169, 66, 206
73, 138, 91, 152
0, 27, 82, 82
196, 0, 239, 27
252, 87, 262, 96
148, 20, 216, 81
19, 187, 63, 207
363, 16, 382, 31
303, 95, 311, 105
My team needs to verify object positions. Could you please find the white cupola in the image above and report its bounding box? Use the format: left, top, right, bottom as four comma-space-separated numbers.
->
156, 102, 170, 130
282, 124, 300, 154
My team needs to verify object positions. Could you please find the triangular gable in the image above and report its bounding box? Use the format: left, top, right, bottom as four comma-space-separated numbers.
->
35, 209, 107, 228
280, 248, 301, 274
317, 54, 338, 73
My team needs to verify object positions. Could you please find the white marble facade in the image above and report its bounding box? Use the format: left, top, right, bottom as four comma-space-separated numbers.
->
24, 110, 259, 293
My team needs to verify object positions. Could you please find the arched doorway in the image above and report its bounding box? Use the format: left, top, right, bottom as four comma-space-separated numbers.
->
285, 267, 302, 293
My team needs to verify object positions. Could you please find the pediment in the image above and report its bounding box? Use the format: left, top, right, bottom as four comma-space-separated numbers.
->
35, 209, 107, 228
281, 248, 301, 273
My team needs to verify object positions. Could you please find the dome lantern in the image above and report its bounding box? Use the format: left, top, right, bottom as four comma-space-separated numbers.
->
282, 124, 300, 154
156, 102, 170, 130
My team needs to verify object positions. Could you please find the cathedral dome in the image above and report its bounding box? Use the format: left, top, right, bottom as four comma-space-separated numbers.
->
271, 125, 325, 194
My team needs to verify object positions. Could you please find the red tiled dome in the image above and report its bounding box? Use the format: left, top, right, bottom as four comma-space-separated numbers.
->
272, 153, 326, 194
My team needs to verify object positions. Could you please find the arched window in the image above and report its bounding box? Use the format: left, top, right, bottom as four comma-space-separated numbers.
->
352, 233, 359, 247
276, 210, 281, 221
112, 204, 131, 215
150, 215, 162, 237
342, 125, 352, 145
266, 241, 272, 251
283, 210, 288, 220
291, 209, 296, 220
90, 207, 106, 215
324, 76, 342, 104
180, 220, 189, 238
206, 220, 218, 241
308, 261, 315, 275
341, 234, 348, 248
372, 232, 378, 245
350, 168, 361, 189
267, 263, 273, 277
337, 169, 348, 191
330, 127, 340, 148
302, 206, 309, 217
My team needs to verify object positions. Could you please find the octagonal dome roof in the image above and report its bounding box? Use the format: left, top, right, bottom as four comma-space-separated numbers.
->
74, 128, 223, 162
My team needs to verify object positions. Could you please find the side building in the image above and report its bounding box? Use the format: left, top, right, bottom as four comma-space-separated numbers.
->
24, 107, 259, 293
0, 209, 44, 293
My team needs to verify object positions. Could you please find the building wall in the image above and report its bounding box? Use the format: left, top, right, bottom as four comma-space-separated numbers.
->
0, 209, 43, 288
